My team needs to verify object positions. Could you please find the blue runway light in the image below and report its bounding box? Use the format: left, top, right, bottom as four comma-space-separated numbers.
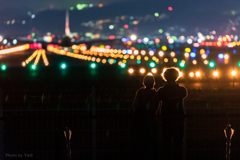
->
233, 50, 236, 54
190, 52, 196, 58
218, 53, 224, 59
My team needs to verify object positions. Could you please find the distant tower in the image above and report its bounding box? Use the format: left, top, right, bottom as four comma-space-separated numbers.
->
65, 9, 72, 38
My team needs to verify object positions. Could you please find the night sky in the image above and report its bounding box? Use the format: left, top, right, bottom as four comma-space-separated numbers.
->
1, 0, 240, 36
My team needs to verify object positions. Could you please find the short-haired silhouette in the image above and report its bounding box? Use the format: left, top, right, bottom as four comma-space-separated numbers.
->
157, 67, 188, 160
132, 73, 159, 159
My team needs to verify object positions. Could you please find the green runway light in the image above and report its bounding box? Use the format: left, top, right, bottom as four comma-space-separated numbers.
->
61, 63, 67, 69
149, 62, 156, 68
91, 63, 96, 69
1, 64, 6, 71
120, 63, 126, 68
238, 62, 240, 67
31, 65, 36, 70
179, 62, 185, 68
209, 61, 215, 68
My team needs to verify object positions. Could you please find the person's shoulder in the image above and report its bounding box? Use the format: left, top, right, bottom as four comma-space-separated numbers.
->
179, 85, 187, 91
156, 86, 165, 92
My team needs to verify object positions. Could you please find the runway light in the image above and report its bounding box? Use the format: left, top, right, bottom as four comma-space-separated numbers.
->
151, 68, 157, 74
204, 60, 209, 65
218, 53, 224, 59
31, 65, 36, 70
179, 62, 185, 68
91, 63, 96, 69
209, 61, 215, 68
128, 68, 134, 74
196, 71, 201, 77
158, 51, 164, 57
170, 52, 175, 57
192, 60, 197, 65
149, 62, 156, 68
224, 54, 229, 59
213, 71, 218, 77
120, 63, 126, 68
61, 63, 67, 69
202, 54, 207, 59
189, 72, 194, 77
1, 64, 6, 71
190, 52, 196, 58
231, 70, 236, 76
184, 53, 189, 58
149, 51, 154, 56
22, 62, 26, 67
140, 68, 145, 74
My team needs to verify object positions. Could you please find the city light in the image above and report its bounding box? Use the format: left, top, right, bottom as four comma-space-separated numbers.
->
130, 35, 137, 41
120, 63, 126, 68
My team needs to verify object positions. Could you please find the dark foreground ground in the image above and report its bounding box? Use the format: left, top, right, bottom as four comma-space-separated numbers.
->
1, 50, 240, 159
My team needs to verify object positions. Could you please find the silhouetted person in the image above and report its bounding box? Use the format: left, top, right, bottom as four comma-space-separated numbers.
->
132, 73, 159, 159
157, 67, 187, 160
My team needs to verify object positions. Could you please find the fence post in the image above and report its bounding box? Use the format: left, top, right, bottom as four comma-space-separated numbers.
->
92, 86, 96, 160
183, 99, 187, 160
0, 88, 3, 160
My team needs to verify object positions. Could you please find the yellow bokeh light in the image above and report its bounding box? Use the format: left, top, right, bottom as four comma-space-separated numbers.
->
184, 53, 189, 58
137, 55, 141, 60
144, 56, 149, 61
204, 60, 209, 65
130, 55, 135, 59
173, 58, 177, 63
192, 60, 197, 65
162, 46, 167, 51
164, 58, 168, 63
213, 71, 218, 77
102, 59, 107, 64
200, 49, 205, 54
185, 48, 191, 53
96, 58, 101, 63
22, 62, 26, 67
123, 60, 127, 63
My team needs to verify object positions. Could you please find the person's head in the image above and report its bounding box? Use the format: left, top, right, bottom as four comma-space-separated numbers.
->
162, 67, 180, 82
143, 73, 155, 88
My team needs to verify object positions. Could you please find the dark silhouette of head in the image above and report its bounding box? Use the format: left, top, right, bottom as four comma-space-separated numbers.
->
143, 73, 155, 88
162, 67, 180, 82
